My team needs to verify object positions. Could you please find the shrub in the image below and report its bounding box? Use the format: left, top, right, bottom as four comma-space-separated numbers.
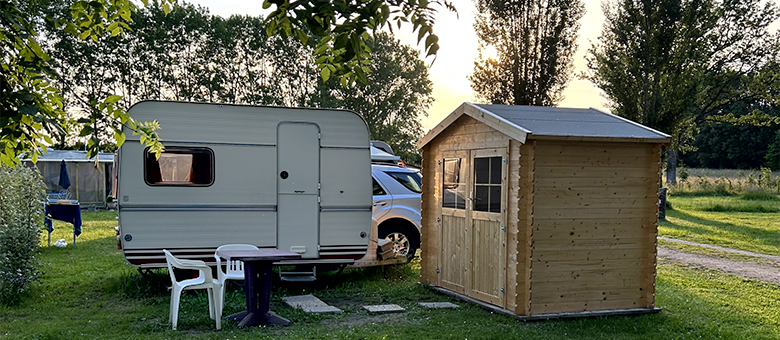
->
0, 165, 46, 304
759, 167, 774, 188
741, 189, 780, 201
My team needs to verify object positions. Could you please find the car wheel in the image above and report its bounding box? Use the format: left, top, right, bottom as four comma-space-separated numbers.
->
379, 225, 419, 260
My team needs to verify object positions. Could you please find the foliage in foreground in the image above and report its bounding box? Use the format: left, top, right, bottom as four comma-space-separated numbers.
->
0, 0, 167, 165
0, 165, 46, 304
0, 210, 778, 339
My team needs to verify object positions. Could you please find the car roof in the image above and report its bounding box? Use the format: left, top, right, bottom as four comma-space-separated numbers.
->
371, 164, 417, 173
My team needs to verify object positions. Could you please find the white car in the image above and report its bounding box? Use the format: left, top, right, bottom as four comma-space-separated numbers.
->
372, 163, 422, 259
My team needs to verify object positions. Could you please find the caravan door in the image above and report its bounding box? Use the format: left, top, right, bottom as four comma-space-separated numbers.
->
277, 122, 320, 258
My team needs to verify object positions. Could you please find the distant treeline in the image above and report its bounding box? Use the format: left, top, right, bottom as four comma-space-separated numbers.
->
682, 104, 780, 170
41, 1, 432, 164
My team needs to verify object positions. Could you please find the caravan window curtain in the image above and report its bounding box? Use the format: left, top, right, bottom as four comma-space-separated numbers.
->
144, 147, 214, 186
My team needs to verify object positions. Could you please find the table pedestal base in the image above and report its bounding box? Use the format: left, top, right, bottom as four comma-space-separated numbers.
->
227, 311, 291, 327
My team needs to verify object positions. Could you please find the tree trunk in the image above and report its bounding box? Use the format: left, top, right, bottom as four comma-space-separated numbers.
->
665, 147, 677, 186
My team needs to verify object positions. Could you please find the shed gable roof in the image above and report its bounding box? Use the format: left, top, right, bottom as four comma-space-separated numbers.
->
418, 103, 671, 148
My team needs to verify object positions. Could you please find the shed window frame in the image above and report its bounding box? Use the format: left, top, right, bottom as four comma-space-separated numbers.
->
144, 147, 215, 187
473, 155, 503, 213
442, 155, 468, 211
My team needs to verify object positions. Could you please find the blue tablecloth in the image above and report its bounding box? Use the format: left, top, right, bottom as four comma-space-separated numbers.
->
45, 203, 82, 236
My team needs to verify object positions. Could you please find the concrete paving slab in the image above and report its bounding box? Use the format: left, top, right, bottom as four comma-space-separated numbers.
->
303, 306, 343, 313
283, 294, 328, 308
363, 304, 405, 313
419, 302, 459, 309
283, 294, 342, 313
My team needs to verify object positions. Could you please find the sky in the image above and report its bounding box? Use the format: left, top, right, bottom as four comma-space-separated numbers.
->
187, 0, 609, 131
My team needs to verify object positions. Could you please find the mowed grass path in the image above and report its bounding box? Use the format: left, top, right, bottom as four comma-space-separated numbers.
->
662, 196, 780, 255
1, 211, 779, 339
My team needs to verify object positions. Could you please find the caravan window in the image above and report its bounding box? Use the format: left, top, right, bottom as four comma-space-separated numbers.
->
145, 147, 214, 186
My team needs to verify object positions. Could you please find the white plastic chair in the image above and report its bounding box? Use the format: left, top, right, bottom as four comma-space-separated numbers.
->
163, 249, 222, 330
214, 244, 260, 309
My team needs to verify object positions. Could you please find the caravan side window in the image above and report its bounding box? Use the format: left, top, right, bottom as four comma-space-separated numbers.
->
145, 147, 214, 186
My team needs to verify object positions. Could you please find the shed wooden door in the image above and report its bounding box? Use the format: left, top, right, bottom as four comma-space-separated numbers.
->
439, 151, 469, 294
468, 148, 507, 306
439, 148, 506, 307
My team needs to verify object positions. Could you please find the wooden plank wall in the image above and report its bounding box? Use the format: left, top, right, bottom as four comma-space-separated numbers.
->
529, 141, 660, 315
419, 115, 512, 296
512, 141, 534, 315
420, 142, 439, 284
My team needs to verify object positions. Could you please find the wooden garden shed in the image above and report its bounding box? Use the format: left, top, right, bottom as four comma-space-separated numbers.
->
417, 103, 671, 319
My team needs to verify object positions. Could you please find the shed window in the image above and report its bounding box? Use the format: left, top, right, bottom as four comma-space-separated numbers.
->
474, 156, 501, 213
443, 158, 466, 209
145, 147, 214, 186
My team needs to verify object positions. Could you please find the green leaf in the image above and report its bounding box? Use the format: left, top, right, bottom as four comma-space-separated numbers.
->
105, 95, 122, 104
78, 29, 92, 40
115, 130, 126, 147
297, 30, 309, 45
355, 65, 367, 84
425, 34, 438, 49
266, 19, 278, 36
315, 43, 329, 56
19, 105, 38, 115
321, 67, 331, 82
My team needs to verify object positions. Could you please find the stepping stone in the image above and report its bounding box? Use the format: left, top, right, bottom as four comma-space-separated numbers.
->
362, 304, 405, 313
283, 294, 343, 313
419, 302, 459, 309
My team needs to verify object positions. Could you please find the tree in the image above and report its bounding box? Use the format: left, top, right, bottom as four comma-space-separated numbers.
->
681, 100, 780, 169
42, 4, 431, 163
469, 0, 584, 105
1, 0, 172, 165
586, 0, 779, 184
2, 0, 449, 164
313, 33, 433, 164
263, 0, 456, 85
40, 2, 320, 149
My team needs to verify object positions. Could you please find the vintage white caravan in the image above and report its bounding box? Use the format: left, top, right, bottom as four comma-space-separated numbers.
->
117, 101, 377, 270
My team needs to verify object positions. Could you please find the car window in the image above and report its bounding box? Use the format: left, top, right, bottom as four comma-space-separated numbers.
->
385, 171, 422, 193
373, 178, 387, 195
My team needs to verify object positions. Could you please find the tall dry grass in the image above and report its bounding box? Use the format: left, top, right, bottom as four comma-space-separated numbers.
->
668, 167, 780, 196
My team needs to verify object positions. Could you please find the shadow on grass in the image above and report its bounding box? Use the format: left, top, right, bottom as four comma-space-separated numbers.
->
662, 209, 780, 250
105, 269, 171, 300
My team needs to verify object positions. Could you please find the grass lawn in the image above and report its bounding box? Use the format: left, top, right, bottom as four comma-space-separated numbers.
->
662, 196, 780, 255
1, 210, 779, 339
